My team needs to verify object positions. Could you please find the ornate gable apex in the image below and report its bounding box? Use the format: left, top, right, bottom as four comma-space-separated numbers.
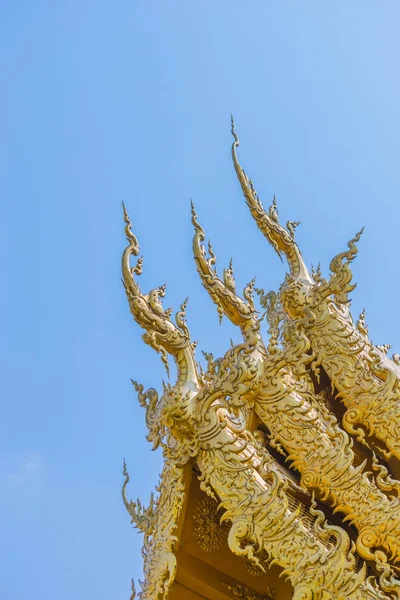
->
121, 122, 400, 600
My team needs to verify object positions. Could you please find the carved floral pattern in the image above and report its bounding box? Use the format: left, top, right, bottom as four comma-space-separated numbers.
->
192, 496, 228, 552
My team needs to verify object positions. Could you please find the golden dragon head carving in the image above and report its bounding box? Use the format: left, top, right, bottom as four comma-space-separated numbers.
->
231, 116, 311, 284
122, 202, 199, 389
122, 203, 202, 462
230, 118, 366, 320
191, 199, 262, 346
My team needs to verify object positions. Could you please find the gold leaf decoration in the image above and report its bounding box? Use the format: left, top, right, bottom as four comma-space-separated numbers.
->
192, 497, 228, 552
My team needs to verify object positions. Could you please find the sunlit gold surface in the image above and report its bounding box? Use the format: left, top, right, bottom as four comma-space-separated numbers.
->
121, 122, 400, 599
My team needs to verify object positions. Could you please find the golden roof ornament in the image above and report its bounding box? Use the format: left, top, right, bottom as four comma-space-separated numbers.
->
120, 121, 400, 600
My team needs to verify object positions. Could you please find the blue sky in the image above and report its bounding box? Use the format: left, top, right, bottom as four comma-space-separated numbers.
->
2, 2, 400, 599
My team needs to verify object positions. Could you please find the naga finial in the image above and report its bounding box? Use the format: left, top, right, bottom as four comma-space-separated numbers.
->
191, 201, 261, 342
230, 120, 311, 282
122, 204, 199, 388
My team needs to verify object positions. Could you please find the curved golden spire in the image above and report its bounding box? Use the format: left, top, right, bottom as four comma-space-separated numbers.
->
230, 117, 312, 282
122, 203, 198, 387
122, 460, 155, 533
316, 227, 364, 303
191, 200, 262, 346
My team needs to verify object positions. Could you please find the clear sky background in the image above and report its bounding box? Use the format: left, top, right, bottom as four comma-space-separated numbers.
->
2, 2, 400, 599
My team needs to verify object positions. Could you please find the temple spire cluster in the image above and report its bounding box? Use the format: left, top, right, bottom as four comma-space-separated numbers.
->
121, 121, 400, 600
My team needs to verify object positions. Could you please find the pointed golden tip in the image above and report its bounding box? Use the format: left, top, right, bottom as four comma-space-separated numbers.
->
190, 199, 204, 236
122, 205, 141, 281
350, 226, 364, 246
122, 200, 129, 220
231, 114, 239, 144
122, 201, 136, 232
